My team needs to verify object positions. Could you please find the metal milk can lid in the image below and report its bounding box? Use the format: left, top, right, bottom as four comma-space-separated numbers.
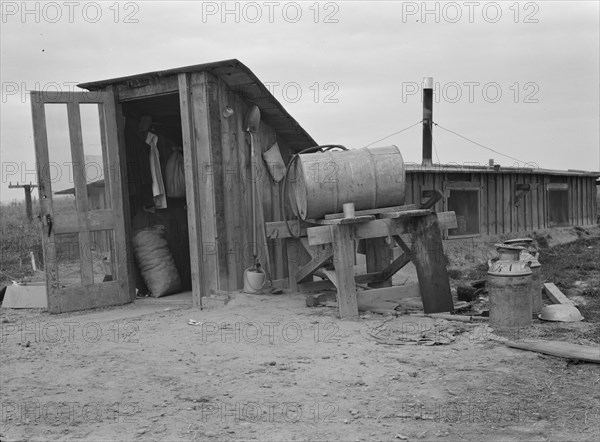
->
488, 244, 533, 276
503, 238, 540, 267
504, 238, 533, 246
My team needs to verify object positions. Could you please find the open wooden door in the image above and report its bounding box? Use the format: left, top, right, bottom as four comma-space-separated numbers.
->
30, 90, 133, 313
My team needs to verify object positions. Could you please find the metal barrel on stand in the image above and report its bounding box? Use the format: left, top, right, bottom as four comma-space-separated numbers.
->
290, 145, 406, 220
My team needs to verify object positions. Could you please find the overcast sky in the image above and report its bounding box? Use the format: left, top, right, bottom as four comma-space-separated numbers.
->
1, 0, 599, 202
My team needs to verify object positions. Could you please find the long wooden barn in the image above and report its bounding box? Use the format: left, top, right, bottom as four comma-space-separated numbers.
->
403, 164, 599, 238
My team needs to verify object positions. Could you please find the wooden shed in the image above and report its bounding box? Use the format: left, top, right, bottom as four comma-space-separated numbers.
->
403, 164, 599, 238
31, 59, 317, 312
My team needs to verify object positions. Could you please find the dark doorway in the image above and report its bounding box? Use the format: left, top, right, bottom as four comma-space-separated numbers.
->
548, 188, 569, 226
447, 189, 480, 236
121, 94, 192, 293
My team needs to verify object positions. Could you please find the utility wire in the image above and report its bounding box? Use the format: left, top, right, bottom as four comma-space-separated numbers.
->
433, 121, 530, 165
362, 120, 423, 148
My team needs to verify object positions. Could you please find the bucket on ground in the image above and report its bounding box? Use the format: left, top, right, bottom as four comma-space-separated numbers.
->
243, 267, 267, 294
290, 145, 406, 220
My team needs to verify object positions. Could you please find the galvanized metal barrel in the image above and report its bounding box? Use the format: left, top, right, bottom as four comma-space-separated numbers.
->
290, 145, 406, 220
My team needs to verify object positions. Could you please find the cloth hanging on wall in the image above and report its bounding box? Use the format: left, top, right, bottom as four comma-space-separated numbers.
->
146, 131, 168, 209
262, 142, 286, 183
165, 146, 186, 198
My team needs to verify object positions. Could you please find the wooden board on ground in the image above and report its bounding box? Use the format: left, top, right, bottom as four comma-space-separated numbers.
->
356, 283, 420, 305
543, 283, 575, 306
357, 300, 399, 314
411, 313, 489, 322
506, 340, 600, 363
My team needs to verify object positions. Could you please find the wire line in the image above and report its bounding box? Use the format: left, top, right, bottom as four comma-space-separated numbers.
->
433, 121, 530, 165
362, 120, 423, 148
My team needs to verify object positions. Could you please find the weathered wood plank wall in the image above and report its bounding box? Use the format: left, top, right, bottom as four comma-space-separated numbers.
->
405, 170, 597, 235
210, 74, 293, 291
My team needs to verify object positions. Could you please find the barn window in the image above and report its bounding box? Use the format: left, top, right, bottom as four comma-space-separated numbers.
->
443, 181, 481, 238
547, 183, 569, 226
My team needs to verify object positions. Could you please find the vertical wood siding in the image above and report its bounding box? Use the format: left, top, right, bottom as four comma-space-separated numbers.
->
405, 170, 597, 235
211, 75, 294, 291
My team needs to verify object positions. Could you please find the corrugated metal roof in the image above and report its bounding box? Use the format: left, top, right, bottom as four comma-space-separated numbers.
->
405, 163, 600, 178
77, 59, 317, 152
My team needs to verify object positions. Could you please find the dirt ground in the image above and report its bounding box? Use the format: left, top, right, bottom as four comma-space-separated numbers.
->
1, 228, 599, 442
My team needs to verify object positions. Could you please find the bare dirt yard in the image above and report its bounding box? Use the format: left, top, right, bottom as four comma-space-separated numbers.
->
1, 227, 599, 442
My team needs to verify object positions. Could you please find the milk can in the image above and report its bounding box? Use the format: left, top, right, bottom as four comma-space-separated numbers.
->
487, 244, 533, 328
504, 238, 542, 315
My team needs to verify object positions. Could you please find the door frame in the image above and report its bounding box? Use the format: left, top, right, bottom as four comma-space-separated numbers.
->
112, 72, 226, 307
177, 72, 214, 307
113, 77, 210, 307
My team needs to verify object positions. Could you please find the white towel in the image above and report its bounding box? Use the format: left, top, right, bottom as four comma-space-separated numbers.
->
145, 132, 167, 209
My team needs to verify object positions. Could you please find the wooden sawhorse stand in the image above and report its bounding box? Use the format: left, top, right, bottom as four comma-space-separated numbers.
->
302, 209, 455, 319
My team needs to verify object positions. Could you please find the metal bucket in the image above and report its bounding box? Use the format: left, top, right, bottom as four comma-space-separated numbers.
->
290, 145, 406, 220
243, 268, 266, 294
487, 244, 532, 328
